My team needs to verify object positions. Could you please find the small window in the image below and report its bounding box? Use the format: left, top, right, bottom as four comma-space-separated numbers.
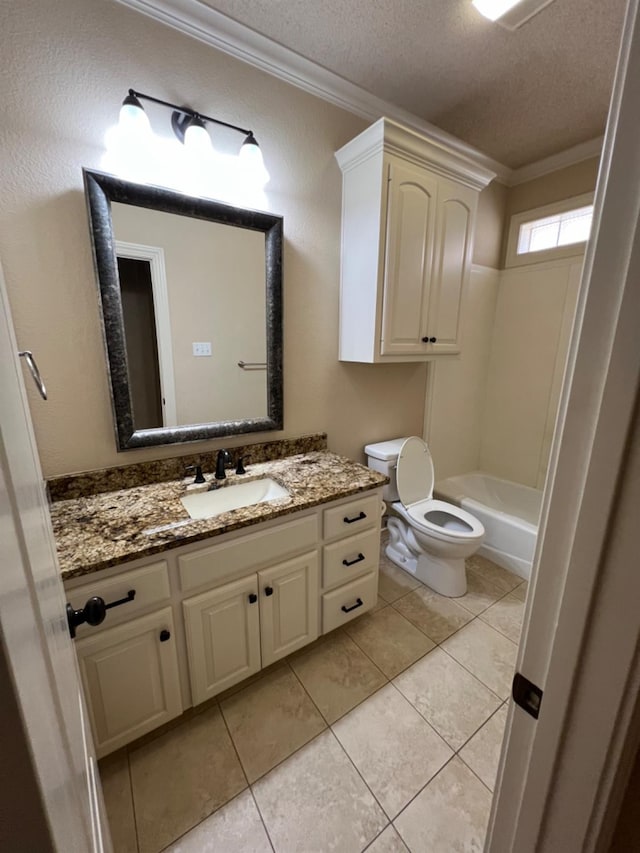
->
505, 193, 594, 268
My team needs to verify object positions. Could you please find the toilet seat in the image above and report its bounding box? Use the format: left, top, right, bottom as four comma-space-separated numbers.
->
395, 437, 484, 543
398, 498, 484, 542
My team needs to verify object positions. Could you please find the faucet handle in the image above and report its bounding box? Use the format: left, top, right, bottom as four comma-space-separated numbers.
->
185, 464, 206, 484
235, 455, 251, 475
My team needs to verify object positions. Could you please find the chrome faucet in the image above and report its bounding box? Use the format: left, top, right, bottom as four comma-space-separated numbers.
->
215, 449, 232, 479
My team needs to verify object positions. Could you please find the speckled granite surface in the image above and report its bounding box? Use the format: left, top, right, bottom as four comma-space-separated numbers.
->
53, 451, 387, 581
48, 433, 328, 501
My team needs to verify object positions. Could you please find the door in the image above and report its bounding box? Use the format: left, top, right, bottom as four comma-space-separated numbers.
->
76, 607, 182, 757
427, 177, 476, 355
380, 157, 438, 356
0, 263, 109, 850
488, 2, 640, 849
259, 551, 319, 666
183, 574, 261, 704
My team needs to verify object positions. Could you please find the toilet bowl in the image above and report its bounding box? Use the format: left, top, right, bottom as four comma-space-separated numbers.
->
365, 436, 485, 597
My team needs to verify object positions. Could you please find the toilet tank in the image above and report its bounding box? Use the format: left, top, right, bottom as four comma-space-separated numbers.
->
364, 438, 407, 502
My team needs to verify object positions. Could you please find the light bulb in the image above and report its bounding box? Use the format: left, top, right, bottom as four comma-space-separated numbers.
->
118, 95, 151, 138
472, 0, 524, 21
239, 134, 270, 187
184, 117, 212, 155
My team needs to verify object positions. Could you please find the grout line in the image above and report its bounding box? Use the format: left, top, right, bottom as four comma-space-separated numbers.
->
361, 822, 393, 851
248, 788, 276, 853
457, 753, 495, 795
124, 748, 142, 853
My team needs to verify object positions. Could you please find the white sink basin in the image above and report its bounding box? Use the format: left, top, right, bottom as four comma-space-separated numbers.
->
180, 478, 290, 519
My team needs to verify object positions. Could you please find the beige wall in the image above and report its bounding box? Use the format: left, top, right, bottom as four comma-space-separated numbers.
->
0, 0, 427, 476
474, 180, 508, 269
111, 205, 267, 424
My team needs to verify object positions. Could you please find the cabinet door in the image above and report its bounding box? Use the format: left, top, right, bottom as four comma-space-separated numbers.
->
259, 551, 319, 666
75, 607, 182, 757
427, 178, 477, 355
183, 575, 261, 705
380, 158, 438, 356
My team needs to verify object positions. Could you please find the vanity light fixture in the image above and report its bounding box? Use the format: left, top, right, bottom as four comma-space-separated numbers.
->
472, 0, 556, 29
117, 88, 270, 185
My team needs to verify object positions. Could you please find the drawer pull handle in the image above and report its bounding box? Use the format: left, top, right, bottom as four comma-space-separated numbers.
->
248, 593, 258, 604
341, 598, 364, 613
343, 511, 366, 524
342, 553, 365, 567
65, 589, 136, 639
265, 586, 274, 596
159, 630, 171, 642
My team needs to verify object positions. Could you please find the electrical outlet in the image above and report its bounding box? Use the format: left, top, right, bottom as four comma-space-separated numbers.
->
192, 342, 212, 357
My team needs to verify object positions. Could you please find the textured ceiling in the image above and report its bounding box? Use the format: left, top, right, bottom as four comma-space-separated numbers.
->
202, 0, 626, 168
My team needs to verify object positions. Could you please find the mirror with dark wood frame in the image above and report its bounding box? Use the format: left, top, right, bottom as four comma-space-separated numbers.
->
83, 169, 283, 450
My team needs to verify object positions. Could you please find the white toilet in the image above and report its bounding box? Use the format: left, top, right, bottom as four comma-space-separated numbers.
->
365, 436, 485, 597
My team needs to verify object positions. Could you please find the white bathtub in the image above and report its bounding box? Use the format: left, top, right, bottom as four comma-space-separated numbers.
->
434, 472, 542, 580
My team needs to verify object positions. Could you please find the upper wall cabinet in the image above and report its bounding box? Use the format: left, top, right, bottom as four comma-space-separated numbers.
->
335, 119, 495, 362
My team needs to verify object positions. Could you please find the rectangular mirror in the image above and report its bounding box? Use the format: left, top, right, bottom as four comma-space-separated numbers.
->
83, 169, 283, 450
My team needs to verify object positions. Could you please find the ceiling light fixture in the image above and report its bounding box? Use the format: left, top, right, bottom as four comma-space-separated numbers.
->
472, 0, 556, 29
117, 88, 270, 186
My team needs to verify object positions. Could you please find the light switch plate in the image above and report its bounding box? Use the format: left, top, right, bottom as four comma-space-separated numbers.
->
192, 342, 212, 357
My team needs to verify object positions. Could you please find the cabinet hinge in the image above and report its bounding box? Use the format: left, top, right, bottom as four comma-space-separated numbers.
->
512, 672, 543, 719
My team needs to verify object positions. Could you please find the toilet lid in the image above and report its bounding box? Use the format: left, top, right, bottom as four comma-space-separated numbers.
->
396, 436, 435, 505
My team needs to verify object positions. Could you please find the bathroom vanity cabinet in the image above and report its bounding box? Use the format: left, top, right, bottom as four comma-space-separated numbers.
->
335, 117, 495, 363
65, 490, 382, 756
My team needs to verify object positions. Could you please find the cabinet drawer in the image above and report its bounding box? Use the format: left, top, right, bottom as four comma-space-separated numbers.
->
179, 514, 318, 592
323, 528, 379, 590
323, 494, 379, 541
67, 561, 170, 637
322, 572, 378, 633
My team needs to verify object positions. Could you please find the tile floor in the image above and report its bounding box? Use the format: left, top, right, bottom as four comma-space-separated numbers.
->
100, 536, 527, 853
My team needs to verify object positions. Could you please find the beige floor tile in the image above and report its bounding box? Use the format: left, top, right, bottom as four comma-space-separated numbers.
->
371, 594, 387, 613
333, 684, 453, 819
377, 558, 422, 603
394, 757, 492, 852
511, 581, 529, 602
392, 585, 474, 643
290, 630, 386, 723
346, 606, 435, 678
480, 591, 525, 643
221, 665, 325, 783
442, 620, 518, 699
366, 825, 409, 852
253, 730, 387, 852
129, 704, 246, 853
457, 568, 506, 615
466, 555, 522, 594
98, 750, 137, 853
394, 648, 502, 750
163, 790, 271, 852
460, 705, 509, 792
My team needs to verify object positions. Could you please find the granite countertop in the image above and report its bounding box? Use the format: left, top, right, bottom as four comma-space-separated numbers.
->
53, 451, 387, 581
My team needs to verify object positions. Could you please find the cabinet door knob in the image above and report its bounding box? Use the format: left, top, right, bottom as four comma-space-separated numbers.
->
421, 336, 429, 343
429, 336, 437, 343
248, 593, 258, 604
159, 630, 171, 642
265, 586, 274, 596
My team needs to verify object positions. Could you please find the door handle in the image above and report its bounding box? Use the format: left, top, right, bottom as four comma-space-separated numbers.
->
18, 350, 47, 400
343, 511, 366, 524
66, 589, 136, 638
342, 553, 365, 567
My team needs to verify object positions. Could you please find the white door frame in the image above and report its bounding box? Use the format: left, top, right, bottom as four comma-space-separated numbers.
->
115, 240, 178, 427
488, 0, 640, 848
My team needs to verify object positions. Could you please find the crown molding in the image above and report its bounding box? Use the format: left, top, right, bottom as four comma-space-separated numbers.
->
336, 117, 496, 190
113, 0, 511, 182
508, 136, 604, 186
